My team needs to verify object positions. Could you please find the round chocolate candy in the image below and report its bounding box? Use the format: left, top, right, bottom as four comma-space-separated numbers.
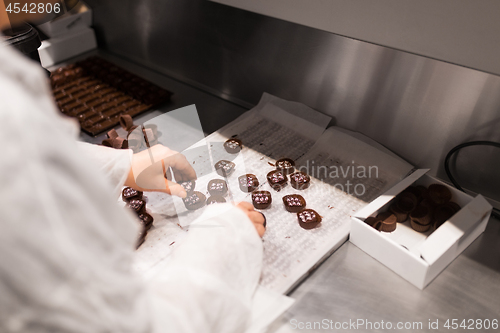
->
289, 171, 311, 190
122, 187, 143, 202
102, 138, 114, 147
403, 186, 424, 202
275, 158, 295, 175
107, 129, 119, 139
365, 216, 380, 227
179, 180, 196, 195
432, 203, 460, 230
282, 194, 306, 213
127, 199, 146, 215
207, 179, 228, 196
428, 184, 452, 205
183, 191, 206, 210
223, 138, 242, 154
214, 160, 235, 177
411, 219, 431, 233
119, 114, 134, 131
389, 203, 408, 222
297, 209, 322, 229
266, 170, 287, 192
410, 204, 432, 226
206, 195, 226, 205
252, 191, 272, 209
376, 211, 397, 232
395, 192, 418, 213
238, 174, 259, 193
138, 212, 154, 229
445, 201, 461, 213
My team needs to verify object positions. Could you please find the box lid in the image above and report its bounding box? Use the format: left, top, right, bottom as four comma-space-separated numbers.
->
419, 194, 492, 264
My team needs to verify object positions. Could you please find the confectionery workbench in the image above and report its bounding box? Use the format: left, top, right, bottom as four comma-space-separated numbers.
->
57, 50, 500, 332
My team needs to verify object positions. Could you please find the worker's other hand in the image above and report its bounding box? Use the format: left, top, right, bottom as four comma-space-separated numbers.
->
237, 202, 266, 237
125, 144, 197, 198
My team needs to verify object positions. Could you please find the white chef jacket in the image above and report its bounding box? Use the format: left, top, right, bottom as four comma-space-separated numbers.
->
0, 44, 263, 333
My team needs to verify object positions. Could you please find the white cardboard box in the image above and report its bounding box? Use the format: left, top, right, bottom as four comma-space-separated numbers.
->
37, 2, 92, 38
350, 169, 492, 289
39, 26, 97, 67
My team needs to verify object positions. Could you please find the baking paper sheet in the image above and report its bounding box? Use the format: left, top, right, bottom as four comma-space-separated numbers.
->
132, 94, 413, 296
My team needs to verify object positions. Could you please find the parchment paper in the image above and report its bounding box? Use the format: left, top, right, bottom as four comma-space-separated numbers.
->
133, 94, 413, 295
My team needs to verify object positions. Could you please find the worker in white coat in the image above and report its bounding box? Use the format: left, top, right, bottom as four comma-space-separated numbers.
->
0, 19, 266, 333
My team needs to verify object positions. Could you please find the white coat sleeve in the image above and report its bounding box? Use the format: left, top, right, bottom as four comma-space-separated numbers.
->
148, 204, 263, 333
0, 45, 151, 333
0, 44, 263, 333
76, 142, 133, 198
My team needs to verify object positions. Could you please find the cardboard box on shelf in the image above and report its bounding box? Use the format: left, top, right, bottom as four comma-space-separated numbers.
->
350, 169, 492, 289
39, 26, 97, 67
37, 1, 92, 38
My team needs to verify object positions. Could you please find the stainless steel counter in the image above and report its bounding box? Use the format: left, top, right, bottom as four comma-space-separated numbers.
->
271, 214, 500, 332
63, 52, 500, 333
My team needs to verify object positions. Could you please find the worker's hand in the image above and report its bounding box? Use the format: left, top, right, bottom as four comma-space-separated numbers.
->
124, 144, 197, 198
237, 202, 266, 237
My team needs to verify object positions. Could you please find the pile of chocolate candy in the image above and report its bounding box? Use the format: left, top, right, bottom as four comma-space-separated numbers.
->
122, 187, 154, 248
365, 184, 460, 233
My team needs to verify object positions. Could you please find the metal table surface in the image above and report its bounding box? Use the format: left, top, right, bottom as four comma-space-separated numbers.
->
62, 52, 500, 333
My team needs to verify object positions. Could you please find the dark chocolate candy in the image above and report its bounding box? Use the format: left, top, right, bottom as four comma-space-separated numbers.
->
215, 160, 235, 177
433, 202, 460, 229
375, 211, 397, 232
403, 186, 424, 202
389, 203, 408, 222
107, 129, 119, 139
395, 192, 418, 213
266, 170, 287, 192
297, 209, 322, 229
428, 184, 452, 205
275, 158, 295, 175
179, 180, 196, 195
289, 171, 311, 190
102, 138, 114, 147
411, 219, 431, 233
223, 138, 242, 154
183, 191, 206, 210
410, 204, 432, 226
207, 195, 226, 205
51, 57, 172, 136
138, 212, 154, 229
365, 216, 380, 227
238, 174, 259, 193
122, 187, 143, 202
252, 191, 272, 209
207, 179, 228, 196
282, 194, 306, 213
127, 199, 146, 215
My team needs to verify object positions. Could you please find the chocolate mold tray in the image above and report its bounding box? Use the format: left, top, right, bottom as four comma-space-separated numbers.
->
50, 56, 172, 136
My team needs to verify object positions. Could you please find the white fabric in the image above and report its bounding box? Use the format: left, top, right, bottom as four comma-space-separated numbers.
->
0, 44, 263, 333
76, 142, 133, 198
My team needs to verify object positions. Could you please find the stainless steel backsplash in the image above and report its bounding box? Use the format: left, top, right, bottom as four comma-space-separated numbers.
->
86, 0, 500, 201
